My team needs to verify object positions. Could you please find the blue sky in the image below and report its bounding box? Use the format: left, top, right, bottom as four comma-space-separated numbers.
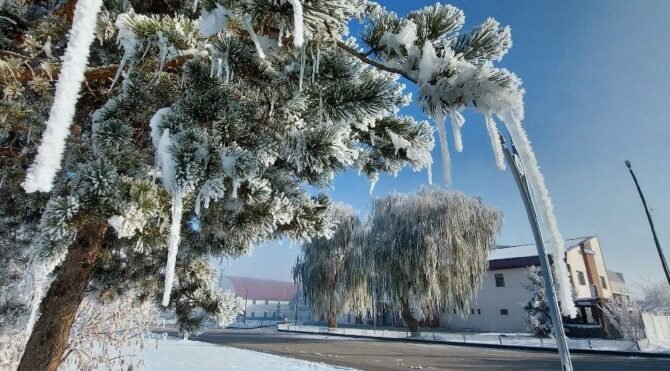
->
221, 0, 670, 293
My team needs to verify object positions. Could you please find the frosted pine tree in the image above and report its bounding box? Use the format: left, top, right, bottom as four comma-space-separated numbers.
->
1, 0, 574, 369
367, 187, 502, 334
523, 266, 552, 338
293, 203, 368, 328
2, 1, 433, 369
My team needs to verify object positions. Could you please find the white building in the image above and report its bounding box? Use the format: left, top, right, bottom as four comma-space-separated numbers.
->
440, 236, 628, 334
218, 276, 311, 322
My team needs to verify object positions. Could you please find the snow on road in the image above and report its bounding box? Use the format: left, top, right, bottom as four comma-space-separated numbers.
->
135, 337, 357, 370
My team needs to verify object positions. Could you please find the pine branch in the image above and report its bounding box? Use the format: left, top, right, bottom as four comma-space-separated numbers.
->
14, 55, 194, 83
334, 40, 417, 84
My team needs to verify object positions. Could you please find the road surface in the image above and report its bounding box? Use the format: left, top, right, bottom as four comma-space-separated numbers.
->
160, 327, 670, 370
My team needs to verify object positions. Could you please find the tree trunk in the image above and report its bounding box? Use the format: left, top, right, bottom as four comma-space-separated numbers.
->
327, 313, 338, 328
401, 301, 420, 335
18, 221, 108, 371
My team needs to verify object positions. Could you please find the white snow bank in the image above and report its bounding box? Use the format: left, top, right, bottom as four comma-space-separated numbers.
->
227, 320, 280, 329
129, 338, 355, 370
279, 324, 657, 353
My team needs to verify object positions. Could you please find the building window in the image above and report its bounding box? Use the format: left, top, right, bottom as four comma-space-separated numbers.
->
273, 312, 277, 318
477, 309, 481, 315
264, 312, 268, 318
265, 300, 269, 305
600, 276, 608, 289
252, 299, 257, 305
251, 312, 255, 318
500, 309, 509, 315
470, 308, 475, 315
495, 273, 505, 287
576, 271, 587, 285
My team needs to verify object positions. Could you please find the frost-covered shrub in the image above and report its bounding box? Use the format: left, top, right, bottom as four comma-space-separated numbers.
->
522, 266, 552, 338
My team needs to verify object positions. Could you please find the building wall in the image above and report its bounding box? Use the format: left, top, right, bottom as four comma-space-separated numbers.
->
607, 271, 629, 298
440, 267, 532, 333
566, 247, 592, 299
219, 275, 294, 321
242, 299, 291, 320
585, 238, 613, 299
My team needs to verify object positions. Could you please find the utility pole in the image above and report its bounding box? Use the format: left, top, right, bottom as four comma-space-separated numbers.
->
501, 135, 573, 371
244, 287, 248, 324
625, 160, 670, 286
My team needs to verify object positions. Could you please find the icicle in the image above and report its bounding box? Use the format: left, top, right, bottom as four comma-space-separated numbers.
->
162, 192, 184, 307
449, 111, 465, 152
433, 110, 452, 185
318, 93, 323, 122
223, 51, 230, 83
315, 48, 321, 75
278, 25, 284, 47
369, 176, 378, 195
286, 0, 304, 48
110, 52, 128, 91
299, 45, 306, 91
501, 116, 577, 318
216, 57, 223, 79
243, 16, 265, 59
310, 48, 316, 83
209, 57, 216, 78
23, 0, 104, 193
427, 159, 433, 185
269, 99, 275, 117
156, 32, 169, 75
484, 113, 506, 170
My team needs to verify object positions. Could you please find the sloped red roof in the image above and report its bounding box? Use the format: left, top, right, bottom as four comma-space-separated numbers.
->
224, 276, 298, 301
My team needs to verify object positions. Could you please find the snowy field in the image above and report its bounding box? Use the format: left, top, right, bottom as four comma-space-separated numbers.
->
124, 337, 355, 370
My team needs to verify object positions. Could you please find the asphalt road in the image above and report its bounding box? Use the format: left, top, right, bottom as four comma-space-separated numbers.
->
160, 328, 670, 370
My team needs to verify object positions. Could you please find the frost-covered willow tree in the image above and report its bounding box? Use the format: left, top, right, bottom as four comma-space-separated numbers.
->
293, 203, 368, 328
2, 1, 434, 370
523, 266, 552, 338
367, 187, 501, 333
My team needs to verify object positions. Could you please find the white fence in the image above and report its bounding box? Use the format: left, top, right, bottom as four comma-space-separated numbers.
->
642, 313, 670, 342
277, 324, 644, 352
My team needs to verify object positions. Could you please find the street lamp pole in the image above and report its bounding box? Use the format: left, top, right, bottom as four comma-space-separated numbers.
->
625, 160, 670, 286
244, 288, 248, 324
501, 135, 573, 371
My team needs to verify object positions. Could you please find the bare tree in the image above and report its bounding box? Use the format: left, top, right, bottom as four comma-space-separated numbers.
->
599, 297, 645, 341
637, 282, 670, 314
2, 295, 160, 370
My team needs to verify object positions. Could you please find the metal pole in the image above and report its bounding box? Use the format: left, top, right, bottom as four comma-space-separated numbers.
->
294, 295, 299, 324
501, 135, 573, 371
244, 288, 248, 324
625, 160, 670, 286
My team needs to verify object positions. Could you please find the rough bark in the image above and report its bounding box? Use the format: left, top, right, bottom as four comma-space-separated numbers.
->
327, 314, 338, 328
401, 301, 420, 335
18, 221, 108, 371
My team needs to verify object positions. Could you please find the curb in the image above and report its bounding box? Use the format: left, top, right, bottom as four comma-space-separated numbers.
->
277, 328, 670, 359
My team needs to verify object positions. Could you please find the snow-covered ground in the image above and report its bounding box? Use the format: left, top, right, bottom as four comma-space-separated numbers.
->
279, 324, 670, 354
227, 320, 280, 329
645, 340, 670, 353
132, 337, 355, 370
